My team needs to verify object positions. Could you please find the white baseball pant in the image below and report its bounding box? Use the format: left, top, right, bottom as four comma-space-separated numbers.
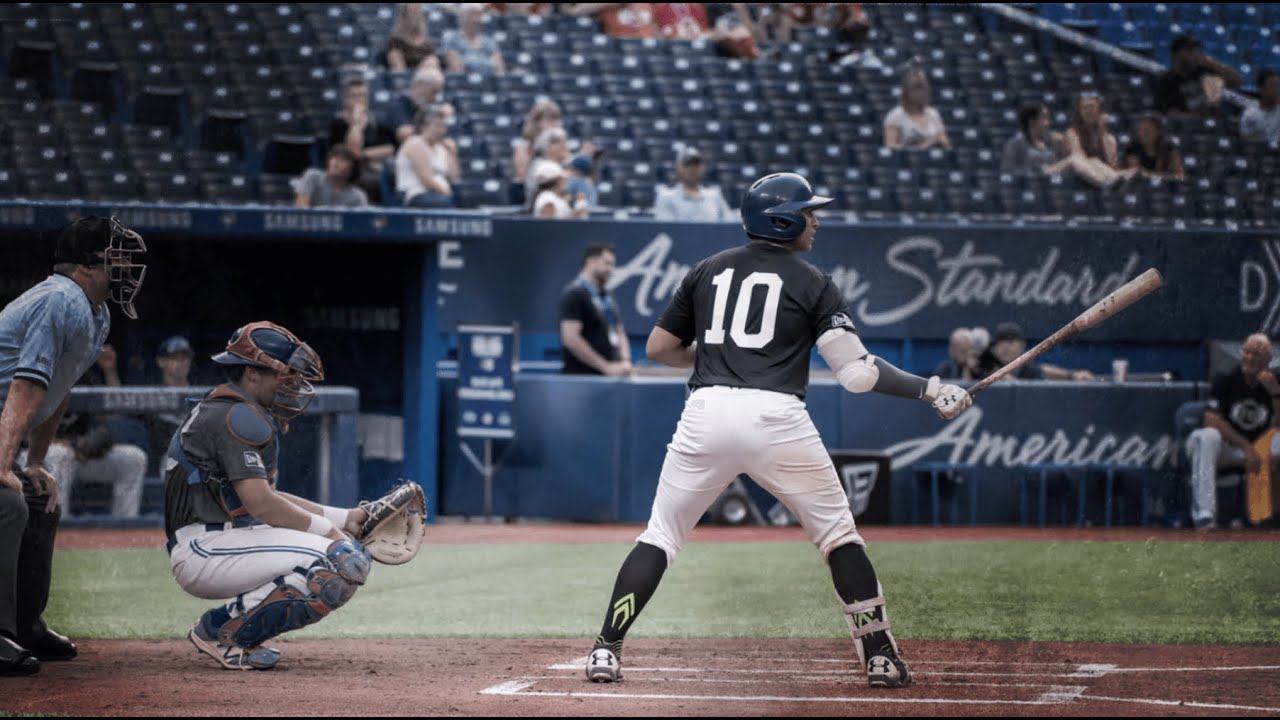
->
168, 522, 335, 608
637, 386, 864, 566
1185, 426, 1280, 526
42, 442, 146, 518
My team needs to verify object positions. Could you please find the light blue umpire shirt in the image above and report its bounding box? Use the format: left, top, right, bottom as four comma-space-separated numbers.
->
0, 274, 110, 427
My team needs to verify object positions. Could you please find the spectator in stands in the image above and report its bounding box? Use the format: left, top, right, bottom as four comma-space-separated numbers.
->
1153, 34, 1242, 119
564, 154, 600, 210
560, 243, 631, 376
396, 105, 459, 209
44, 346, 147, 518
705, 4, 760, 60
532, 163, 589, 218
328, 78, 397, 203
975, 322, 1094, 382
489, 4, 551, 15
443, 5, 506, 75
512, 98, 563, 204
933, 327, 980, 381
652, 3, 711, 40
1185, 332, 1280, 530
142, 335, 196, 477
652, 146, 733, 221
391, 67, 450, 145
1062, 93, 1137, 188
1001, 101, 1071, 177
525, 126, 573, 208
1240, 68, 1280, 145
1123, 112, 1185, 181
384, 3, 442, 73
564, 3, 659, 38
883, 68, 951, 151
292, 147, 369, 209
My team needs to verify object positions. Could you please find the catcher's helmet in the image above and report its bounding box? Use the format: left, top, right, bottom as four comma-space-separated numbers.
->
55, 215, 147, 319
214, 321, 324, 427
740, 173, 832, 242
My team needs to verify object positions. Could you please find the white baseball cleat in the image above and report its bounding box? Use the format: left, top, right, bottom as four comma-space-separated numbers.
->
585, 646, 623, 683
867, 654, 912, 688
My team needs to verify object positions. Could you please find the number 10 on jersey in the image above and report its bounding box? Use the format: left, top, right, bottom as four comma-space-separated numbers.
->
705, 269, 783, 349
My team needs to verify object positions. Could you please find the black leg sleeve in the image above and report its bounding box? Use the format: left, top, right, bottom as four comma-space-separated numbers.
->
596, 542, 668, 647
827, 542, 893, 656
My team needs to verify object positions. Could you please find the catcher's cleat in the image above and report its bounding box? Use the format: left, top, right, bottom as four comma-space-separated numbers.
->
188, 617, 281, 671
585, 644, 623, 683
867, 653, 912, 689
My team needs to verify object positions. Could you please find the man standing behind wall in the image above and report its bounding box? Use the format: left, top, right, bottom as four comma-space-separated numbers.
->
559, 244, 632, 376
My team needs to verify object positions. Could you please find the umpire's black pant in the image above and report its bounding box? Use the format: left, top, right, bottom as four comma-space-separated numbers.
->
0, 465, 60, 642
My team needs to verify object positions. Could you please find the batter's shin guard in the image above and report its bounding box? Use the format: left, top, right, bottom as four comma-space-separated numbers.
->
840, 585, 911, 688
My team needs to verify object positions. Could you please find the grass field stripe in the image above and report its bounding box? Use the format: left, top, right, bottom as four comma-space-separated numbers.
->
480, 688, 1057, 705
1083, 693, 1280, 714
478, 681, 535, 695
1036, 685, 1087, 703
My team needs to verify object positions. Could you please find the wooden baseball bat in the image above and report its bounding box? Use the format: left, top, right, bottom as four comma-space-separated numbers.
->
967, 268, 1164, 397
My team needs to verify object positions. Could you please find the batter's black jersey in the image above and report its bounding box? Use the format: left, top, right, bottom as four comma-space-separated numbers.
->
657, 241, 855, 399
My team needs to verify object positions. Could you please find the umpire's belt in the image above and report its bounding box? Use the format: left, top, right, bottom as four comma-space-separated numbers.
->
165, 517, 261, 555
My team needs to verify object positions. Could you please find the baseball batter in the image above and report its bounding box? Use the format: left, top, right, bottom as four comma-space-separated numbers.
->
163, 321, 373, 670
585, 173, 972, 688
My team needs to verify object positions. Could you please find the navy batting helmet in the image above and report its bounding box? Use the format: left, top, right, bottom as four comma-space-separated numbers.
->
740, 173, 832, 242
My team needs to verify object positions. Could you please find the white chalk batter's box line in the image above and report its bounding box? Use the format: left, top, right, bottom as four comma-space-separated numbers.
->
477, 656, 1280, 714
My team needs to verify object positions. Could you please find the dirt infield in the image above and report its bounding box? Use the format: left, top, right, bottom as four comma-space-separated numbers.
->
11, 524, 1277, 717
4, 638, 1278, 716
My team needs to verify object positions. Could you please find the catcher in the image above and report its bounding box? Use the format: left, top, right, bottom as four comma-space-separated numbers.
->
163, 321, 425, 670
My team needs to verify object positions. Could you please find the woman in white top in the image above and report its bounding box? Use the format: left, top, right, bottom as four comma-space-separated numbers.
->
883, 69, 951, 150
532, 162, 588, 219
395, 105, 460, 207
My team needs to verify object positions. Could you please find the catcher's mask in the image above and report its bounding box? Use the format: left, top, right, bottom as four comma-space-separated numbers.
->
55, 215, 148, 319
212, 321, 325, 429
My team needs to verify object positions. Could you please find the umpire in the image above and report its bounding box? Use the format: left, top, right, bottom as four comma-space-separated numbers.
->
0, 216, 146, 675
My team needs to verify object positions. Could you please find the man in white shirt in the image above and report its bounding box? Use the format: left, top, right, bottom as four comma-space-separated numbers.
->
652, 147, 734, 222
1240, 68, 1279, 145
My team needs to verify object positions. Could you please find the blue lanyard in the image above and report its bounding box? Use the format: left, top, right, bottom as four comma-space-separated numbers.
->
578, 276, 614, 328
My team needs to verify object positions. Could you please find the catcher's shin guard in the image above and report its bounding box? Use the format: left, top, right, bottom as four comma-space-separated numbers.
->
840, 585, 911, 688
221, 540, 368, 649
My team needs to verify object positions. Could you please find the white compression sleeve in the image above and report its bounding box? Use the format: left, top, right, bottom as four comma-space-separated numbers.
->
817, 329, 879, 393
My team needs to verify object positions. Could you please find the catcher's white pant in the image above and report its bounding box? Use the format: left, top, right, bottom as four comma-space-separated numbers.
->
168, 522, 334, 611
637, 386, 864, 565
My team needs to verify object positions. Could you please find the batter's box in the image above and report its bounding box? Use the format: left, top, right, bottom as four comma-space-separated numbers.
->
480, 652, 1280, 715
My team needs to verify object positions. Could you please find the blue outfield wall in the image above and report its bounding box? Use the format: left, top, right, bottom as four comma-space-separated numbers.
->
438, 374, 1203, 524
0, 203, 1263, 521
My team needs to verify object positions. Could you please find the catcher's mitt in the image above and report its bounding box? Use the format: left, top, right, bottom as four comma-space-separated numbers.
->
355, 481, 426, 565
